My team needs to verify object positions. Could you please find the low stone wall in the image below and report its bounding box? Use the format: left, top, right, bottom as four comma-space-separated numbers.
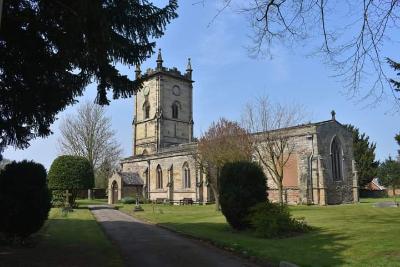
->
77, 188, 107, 199
267, 188, 300, 204
387, 188, 400, 197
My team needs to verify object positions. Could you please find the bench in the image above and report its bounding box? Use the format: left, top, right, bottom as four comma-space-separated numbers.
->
179, 198, 193, 205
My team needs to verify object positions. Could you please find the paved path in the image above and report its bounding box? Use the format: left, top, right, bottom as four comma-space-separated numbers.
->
89, 206, 261, 267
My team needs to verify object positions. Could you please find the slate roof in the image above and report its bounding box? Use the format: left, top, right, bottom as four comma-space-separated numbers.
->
118, 172, 144, 186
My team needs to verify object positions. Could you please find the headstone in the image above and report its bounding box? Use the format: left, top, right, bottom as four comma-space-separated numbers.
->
64, 189, 72, 207
374, 201, 399, 208
62, 189, 73, 214
133, 196, 144, 212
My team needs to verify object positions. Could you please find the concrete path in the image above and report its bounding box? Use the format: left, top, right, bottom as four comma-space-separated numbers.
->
89, 206, 262, 267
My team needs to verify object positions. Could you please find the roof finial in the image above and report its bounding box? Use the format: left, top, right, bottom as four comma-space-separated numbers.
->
156, 48, 163, 70
331, 110, 336, 121
186, 58, 192, 79
135, 63, 141, 79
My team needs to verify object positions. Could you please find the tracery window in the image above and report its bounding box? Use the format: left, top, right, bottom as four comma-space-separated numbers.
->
331, 137, 343, 181
183, 162, 191, 188
156, 165, 163, 189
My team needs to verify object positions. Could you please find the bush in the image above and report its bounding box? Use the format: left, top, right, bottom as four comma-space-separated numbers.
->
219, 161, 267, 230
48, 155, 94, 207
248, 202, 311, 238
120, 197, 136, 204
0, 160, 51, 240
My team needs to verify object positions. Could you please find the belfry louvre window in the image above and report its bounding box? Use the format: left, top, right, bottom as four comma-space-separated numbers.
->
156, 165, 163, 189
144, 102, 150, 119
172, 103, 179, 119
331, 137, 343, 181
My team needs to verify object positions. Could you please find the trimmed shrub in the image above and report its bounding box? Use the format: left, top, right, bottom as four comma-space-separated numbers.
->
219, 161, 267, 230
120, 197, 136, 204
48, 155, 94, 207
248, 202, 311, 238
0, 160, 51, 240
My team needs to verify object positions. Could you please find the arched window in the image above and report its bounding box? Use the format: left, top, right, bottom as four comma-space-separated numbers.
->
143, 101, 150, 119
156, 165, 163, 189
142, 149, 148, 155
331, 137, 343, 181
172, 103, 179, 119
183, 162, 191, 188
167, 165, 173, 187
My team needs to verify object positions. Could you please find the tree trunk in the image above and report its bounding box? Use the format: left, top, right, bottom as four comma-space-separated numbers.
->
277, 183, 284, 204
393, 186, 397, 206
210, 184, 220, 211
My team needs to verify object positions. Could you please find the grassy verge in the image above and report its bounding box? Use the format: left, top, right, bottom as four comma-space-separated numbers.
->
1, 199, 122, 267
119, 198, 400, 266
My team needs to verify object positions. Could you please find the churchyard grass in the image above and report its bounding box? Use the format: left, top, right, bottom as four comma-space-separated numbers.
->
1, 199, 122, 267
120, 198, 400, 266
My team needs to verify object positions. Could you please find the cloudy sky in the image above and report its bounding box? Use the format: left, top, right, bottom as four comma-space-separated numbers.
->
4, 1, 400, 169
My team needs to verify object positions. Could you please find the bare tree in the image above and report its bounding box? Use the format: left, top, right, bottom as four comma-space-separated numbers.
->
195, 118, 253, 210
199, 0, 400, 106
242, 96, 306, 203
58, 101, 122, 188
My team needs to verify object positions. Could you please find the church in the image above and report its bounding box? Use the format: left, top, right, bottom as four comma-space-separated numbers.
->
108, 50, 359, 206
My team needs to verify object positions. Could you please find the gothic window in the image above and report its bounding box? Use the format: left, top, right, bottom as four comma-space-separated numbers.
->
144, 123, 147, 138
172, 103, 179, 119
142, 149, 148, 155
183, 162, 191, 188
156, 165, 163, 189
143, 101, 150, 119
168, 165, 173, 186
331, 137, 343, 181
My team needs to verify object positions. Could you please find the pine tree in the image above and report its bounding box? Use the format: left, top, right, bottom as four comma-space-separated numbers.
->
345, 125, 379, 187
0, 0, 178, 158
387, 58, 400, 92
395, 133, 400, 157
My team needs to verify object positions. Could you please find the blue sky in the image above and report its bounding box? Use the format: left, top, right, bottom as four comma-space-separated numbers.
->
4, 1, 400, 169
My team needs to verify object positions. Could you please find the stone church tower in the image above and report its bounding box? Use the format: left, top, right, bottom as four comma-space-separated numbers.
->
132, 49, 194, 155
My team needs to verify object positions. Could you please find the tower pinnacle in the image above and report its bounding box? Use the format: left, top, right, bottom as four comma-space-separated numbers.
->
186, 58, 192, 79
135, 63, 141, 79
156, 48, 163, 70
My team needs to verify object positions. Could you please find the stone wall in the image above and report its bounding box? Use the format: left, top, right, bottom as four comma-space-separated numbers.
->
256, 124, 318, 204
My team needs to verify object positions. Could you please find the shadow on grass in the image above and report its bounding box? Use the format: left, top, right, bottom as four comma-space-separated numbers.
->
158, 222, 349, 266
0, 217, 121, 267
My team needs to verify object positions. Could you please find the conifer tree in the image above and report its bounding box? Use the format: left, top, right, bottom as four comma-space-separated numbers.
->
345, 125, 379, 187
0, 0, 178, 158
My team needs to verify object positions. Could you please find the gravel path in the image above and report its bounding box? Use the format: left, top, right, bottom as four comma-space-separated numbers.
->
89, 205, 261, 267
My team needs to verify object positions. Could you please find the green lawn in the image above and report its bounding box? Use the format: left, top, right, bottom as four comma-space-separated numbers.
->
1, 199, 122, 267
120, 199, 400, 267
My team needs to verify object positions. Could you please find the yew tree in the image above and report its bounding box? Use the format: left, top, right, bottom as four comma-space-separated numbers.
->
0, 0, 178, 158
